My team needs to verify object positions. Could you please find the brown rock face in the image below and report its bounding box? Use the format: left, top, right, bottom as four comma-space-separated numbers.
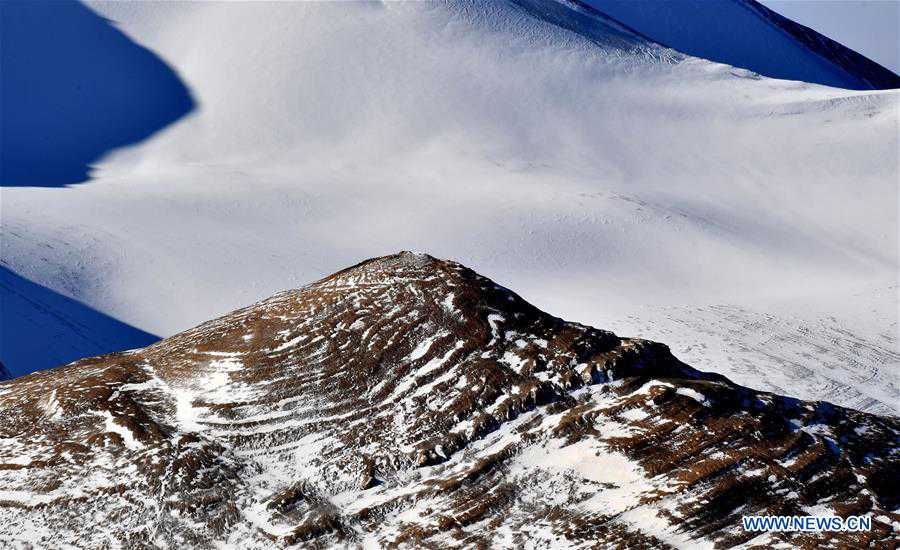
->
0, 252, 897, 548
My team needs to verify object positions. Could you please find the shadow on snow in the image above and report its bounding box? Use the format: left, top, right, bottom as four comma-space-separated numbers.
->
0, 266, 160, 378
1, 0, 194, 187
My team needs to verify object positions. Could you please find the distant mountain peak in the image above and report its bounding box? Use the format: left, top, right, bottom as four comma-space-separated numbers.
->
1, 254, 897, 547
579, 0, 900, 89
744, 0, 900, 89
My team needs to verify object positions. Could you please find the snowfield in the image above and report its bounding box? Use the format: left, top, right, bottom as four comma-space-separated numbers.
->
1, 1, 897, 414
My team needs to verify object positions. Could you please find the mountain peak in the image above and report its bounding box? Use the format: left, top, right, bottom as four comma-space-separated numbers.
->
315, 250, 454, 286
1, 255, 897, 548
584, 0, 899, 90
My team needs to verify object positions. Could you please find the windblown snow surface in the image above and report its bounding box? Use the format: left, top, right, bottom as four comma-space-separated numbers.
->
1, 1, 898, 415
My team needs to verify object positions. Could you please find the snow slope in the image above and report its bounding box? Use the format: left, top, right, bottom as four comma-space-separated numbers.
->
1, 1, 898, 413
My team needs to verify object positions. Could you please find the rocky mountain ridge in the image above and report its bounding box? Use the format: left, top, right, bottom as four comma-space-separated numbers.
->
0, 253, 897, 548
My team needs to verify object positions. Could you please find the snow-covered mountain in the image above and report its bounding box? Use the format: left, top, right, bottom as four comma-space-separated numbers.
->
1, 0, 897, 422
1, 253, 897, 548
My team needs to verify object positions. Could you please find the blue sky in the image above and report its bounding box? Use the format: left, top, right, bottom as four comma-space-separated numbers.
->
760, 0, 899, 73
